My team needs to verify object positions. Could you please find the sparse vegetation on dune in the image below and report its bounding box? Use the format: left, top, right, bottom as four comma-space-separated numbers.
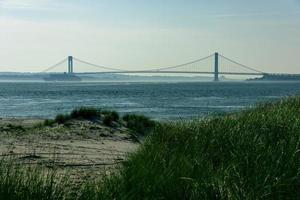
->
71, 107, 101, 120
52, 107, 101, 125
1, 98, 300, 199
44, 107, 156, 136
102, 110, 120, 127
54, 114, 71, 124
123, 114, 156, 136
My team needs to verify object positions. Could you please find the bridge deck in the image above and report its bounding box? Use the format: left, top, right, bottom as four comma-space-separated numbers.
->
74, 71, 265, 76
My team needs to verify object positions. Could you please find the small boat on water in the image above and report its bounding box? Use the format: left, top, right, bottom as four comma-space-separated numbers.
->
43, 73, 81, 82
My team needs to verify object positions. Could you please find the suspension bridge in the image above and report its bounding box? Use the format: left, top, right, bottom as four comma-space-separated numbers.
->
42, 52, 270, 81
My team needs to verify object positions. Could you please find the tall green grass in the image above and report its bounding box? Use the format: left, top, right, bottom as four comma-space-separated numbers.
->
98, 97, 300, 199
123, 114, 156, 136
0, 161, 71, 200
0, 161, 105, 200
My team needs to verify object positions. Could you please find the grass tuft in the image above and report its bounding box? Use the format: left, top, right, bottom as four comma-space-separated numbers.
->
102, 110, 120, 127
123, 114, 156, 136
43, 119, 55, 126
54, 114, 71, 124
45, 107, 101, 125
70, 107, 101, 120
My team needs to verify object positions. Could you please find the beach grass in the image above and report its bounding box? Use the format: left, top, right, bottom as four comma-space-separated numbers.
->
97, 97, 300, 199
45, 107, 155, 136
102, 110, 120, 126
71, 107, 101, 120
122, 114, 156, 136
0, 160, 71, 200
43, 107, 101, 125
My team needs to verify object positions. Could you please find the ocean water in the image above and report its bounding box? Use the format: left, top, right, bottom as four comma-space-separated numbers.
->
0, 81, 299, 120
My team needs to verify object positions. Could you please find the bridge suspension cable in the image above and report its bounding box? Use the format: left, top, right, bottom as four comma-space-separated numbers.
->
151, 54, 215, 71
41, 58, 68, 73
219, 54, 265, 74
71, 54, 214, 73
73, 57, 125, 72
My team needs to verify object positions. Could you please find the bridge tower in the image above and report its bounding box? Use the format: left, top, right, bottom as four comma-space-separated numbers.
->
68, 56, 73, 74
214, 52, 219, 82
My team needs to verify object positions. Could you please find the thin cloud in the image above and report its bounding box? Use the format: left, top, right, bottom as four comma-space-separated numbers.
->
213, 11, 300, 18
0, 0, 64, 11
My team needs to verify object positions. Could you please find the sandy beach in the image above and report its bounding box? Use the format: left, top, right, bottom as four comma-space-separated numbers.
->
0, 118, 139, 182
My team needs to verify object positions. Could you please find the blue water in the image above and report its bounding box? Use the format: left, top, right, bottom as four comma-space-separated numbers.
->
0, 81, 299, 120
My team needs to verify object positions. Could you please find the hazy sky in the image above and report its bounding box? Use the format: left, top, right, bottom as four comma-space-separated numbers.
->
0, 0, 299, 73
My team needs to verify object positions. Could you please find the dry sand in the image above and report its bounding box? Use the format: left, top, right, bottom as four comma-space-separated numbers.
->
0, 118, 139, 182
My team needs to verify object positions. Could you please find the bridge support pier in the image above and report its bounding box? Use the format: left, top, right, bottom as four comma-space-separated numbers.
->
68, 56, 73, 74
214, 52, 219, 82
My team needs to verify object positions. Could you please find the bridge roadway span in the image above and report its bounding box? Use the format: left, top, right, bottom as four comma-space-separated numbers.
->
75, 71, 265, 76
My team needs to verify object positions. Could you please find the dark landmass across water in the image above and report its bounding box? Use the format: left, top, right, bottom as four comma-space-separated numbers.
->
248, 74, 300, 81
3, 72, 300, 82
43, 73, 82, 81
0, 72, 218, 82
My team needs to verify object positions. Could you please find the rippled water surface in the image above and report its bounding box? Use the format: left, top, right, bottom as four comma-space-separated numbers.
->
0, 81, 300, 120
